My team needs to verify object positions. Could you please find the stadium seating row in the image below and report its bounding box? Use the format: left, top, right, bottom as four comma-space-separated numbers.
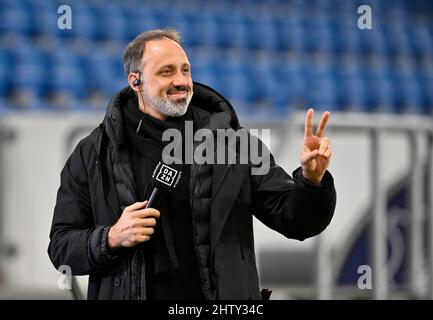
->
0, 0, 432, 115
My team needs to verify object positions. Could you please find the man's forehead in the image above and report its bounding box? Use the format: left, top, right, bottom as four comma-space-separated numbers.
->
142, 38, 189, 67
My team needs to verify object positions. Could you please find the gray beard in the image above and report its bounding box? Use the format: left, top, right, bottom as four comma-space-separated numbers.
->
142, 88, 192, 117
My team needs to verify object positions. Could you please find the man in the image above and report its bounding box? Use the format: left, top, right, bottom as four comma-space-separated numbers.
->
48, 29, 336, 300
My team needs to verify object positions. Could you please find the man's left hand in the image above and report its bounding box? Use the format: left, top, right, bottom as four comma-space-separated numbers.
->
300, 108, 333, 186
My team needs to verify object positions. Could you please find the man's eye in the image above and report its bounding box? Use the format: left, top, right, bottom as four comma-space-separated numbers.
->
161, 70, 171, 75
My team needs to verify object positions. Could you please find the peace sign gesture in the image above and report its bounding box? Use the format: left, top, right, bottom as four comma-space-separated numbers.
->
300, 108, 333, 186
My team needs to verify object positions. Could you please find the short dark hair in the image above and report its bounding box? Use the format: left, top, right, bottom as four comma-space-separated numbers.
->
123, 29, 181, 76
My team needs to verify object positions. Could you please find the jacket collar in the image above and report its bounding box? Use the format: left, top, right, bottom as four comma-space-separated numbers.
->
103, 86, 131, 148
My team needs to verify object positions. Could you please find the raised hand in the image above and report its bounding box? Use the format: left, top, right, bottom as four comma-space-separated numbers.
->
300, 108, 333, 185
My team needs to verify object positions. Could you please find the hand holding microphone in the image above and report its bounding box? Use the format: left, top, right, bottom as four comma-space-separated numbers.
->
107, 200, 160, 251
107, 162, 182, 251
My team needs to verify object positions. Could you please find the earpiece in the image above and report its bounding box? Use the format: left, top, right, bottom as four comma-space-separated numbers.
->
133, 70, 147, 115
133, 70, 142, 87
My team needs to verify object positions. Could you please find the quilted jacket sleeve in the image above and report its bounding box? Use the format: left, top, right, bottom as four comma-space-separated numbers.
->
48, 138, 120, 275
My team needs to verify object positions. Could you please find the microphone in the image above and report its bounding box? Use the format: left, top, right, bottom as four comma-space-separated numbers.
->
145, 161, 182, 208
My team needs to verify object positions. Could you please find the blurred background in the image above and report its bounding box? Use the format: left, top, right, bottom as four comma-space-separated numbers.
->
0, 0, 432, 299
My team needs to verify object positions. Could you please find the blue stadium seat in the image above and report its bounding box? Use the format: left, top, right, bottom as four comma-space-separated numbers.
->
417, 55, 433, 113
410, 21, 433, 56
304, 11, 333, 53
219, 73, 255, 105
336, 54, 369, 111
358, 23, 388, 55
85, 51, 116, 95
216, 55, 257, 104
365, 76, 396, 113
335, 25, 361, 54
422, 78, 433, 114
160, 11, 191, 45
265, 77, 297, 113
250, 59, 275, 104
49, 62, 87, 100
303, 54, 338, 110
246, 15, 278, 50
401, 77, 423, 113
97, 3, 130, 42
275, 18, 306, 52
85, 50, 126, 100
11, 61, 48, 99
389, 20, 414, 56
272, 54, 307, 107
128, 7, 160, 41
307, 76, 338, 111
362, 54, 396, 112
67, 3, 101, 40
0, 51, 11, 98
215, 13, 249, 48
189, 12, 219, 47
12, 36, 47, 65
341, 76, 369, 112
189, 53, 220, 91
10, 41, 49, 98
390, 55, 422, 113
0, 5, 33, 36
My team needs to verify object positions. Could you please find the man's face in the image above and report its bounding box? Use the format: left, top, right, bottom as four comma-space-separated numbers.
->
140, 38, 193, 118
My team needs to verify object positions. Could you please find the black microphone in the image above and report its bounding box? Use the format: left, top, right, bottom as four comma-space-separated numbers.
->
145, 161, 182, 208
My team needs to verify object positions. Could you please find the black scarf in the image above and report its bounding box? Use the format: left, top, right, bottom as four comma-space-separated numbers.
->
123, 95, 193, 276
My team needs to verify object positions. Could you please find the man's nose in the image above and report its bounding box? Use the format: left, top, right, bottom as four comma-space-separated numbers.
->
172, 72, 189, 88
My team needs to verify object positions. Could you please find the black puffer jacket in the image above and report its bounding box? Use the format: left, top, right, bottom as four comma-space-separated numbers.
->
48, 82, 336, 300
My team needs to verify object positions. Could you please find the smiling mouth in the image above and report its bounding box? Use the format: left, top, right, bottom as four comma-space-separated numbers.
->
167, 91, 188, 98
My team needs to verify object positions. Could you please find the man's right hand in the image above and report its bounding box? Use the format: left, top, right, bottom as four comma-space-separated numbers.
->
107, 200, 160, 251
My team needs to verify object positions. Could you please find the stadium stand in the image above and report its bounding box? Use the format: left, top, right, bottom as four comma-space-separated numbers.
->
0, 0, 432, 116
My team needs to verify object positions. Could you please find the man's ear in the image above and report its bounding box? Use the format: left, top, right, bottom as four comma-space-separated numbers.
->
128, 73, 141, 92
